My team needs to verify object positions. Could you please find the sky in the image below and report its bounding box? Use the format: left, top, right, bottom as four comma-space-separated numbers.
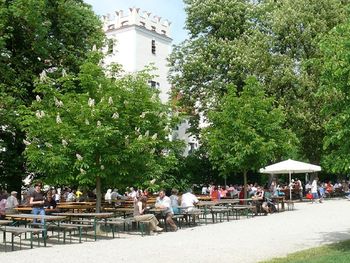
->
84, 0, 188, 45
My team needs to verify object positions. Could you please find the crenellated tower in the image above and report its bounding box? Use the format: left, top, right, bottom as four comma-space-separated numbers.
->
102, 7, 172, 102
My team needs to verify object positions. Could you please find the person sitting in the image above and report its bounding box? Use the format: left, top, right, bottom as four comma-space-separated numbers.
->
210, 186, 220, 201
5, 191, 19, 214
155, 190, 177, 231
0, 192, 8, 219
170, 188, 180, 214
104, 189, 112, 204
134, 195, 162, 233
44, 192, 57, 209
252, 187, 269, 215
181, 188, 199, 212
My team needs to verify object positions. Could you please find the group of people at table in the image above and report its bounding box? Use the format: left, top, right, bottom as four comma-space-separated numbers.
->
133, 188, 199, 233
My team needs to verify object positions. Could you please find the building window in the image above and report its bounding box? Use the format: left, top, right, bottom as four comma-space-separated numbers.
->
107, 39, 114, 54
151, 40, 156, 54
151, 26, 156, 31
140, 21, 145, 27
148, 80, 160, 88
161, 30, 166, 35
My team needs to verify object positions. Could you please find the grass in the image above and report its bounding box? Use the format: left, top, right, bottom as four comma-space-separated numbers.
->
261, 240, 350, 263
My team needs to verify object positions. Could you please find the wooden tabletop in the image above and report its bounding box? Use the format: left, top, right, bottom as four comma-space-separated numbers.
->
52, 212, 113, 218
5, 214, 67, 221
0, 220, 11, 225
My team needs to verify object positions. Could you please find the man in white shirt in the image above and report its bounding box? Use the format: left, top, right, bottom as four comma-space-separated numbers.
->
181, 188, 199, 212
311, 178, 321, 203
155, 190, 177, 231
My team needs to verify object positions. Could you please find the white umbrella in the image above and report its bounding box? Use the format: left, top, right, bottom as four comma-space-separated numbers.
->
259, 159, 322, 200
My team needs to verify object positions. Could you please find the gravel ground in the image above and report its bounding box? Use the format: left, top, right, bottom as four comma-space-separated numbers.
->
1, 199, 349, 263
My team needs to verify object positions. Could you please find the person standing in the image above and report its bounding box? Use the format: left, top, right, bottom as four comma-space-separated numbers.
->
311, 177, 321, 203
29, 182, 46, 225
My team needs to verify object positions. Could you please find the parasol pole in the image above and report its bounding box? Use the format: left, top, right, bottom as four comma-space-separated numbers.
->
289, 171, 292, 201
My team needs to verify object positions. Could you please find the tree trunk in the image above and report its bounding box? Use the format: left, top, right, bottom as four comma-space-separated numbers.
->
96, 176, 101, 213
243, 170, 247, 204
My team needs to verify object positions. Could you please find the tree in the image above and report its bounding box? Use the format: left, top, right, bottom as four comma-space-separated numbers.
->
0, 0, 104, 191
169, 0, 349, 164
203, 77, 298, 199
319, 19, 350, 174
20, 52, 182, 211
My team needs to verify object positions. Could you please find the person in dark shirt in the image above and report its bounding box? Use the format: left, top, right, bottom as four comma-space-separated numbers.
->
44, 192, 57, 209
29, 182, 45, 225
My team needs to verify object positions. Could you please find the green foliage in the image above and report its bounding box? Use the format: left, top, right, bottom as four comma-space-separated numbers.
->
20, 53, 183, 188
319, 19, 350, 174
203, 77, 298, 176
169, 0, 349, 164
0, 0, 104, 189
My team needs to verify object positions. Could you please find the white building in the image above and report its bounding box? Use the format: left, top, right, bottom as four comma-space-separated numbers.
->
102, 7, 172, 102
101, 8, 198, 155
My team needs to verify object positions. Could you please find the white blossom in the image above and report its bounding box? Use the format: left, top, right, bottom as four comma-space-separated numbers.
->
45, 142, 53, 148
124, 100, 129, 106
80, 168, 86, 174
137, 134, 143, 141
151, 133, 157, 140
164, 125, 170, 131
39, 70, 47, 82
23, 140, 31, 146
158, 112, 164, 118
62, 69, 67, 77
97, 120, 101, 127
144, 130, 149, 137
62, 139, 68, 147
100, 165, 105, 170
76, 154, 83, 161
100, 97, 104, 103
35, 110, 45, 119
150, 179, 156, 184
56, 114, 62, 124
36, 95, 41, 102
150, 148, 155, 154
112, 112, 119, 119
140, 112, 146, 118
55, 98, 64, 107
85, 119, 90, 125
92, 45, 97, 51
88, 98, 95, 107
108, 97, 113, 105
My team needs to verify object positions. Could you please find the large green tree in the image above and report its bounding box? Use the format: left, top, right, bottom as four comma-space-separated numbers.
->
319, 19, 350, 174
169, 0, 349, 164
204, 77, 298, 198
21, 52, 182, 211
0, 0, 104, 191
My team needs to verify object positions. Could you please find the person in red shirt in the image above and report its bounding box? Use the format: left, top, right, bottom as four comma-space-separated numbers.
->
210, 186, 220, 201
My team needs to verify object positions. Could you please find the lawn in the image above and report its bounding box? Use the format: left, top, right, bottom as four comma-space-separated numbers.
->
262, 240, 350, 263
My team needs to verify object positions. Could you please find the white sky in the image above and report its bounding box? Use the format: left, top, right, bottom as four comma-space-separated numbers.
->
84, 0, 188, 45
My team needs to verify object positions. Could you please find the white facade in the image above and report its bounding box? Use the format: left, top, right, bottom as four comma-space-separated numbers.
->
101, 8, 198, 156
102, 7, 172, 102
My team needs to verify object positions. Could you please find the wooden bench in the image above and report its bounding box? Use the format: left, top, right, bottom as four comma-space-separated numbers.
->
0, 226, 45, 251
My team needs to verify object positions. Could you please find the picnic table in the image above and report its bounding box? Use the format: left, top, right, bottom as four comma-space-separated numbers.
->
4, 214, 67, 246
52, 212, 113, 241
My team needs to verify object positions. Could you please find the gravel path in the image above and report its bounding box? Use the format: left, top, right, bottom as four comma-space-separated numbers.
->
1, 199, 349, 263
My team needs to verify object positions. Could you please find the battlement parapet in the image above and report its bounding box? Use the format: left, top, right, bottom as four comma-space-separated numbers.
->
102, 7, 171, 37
